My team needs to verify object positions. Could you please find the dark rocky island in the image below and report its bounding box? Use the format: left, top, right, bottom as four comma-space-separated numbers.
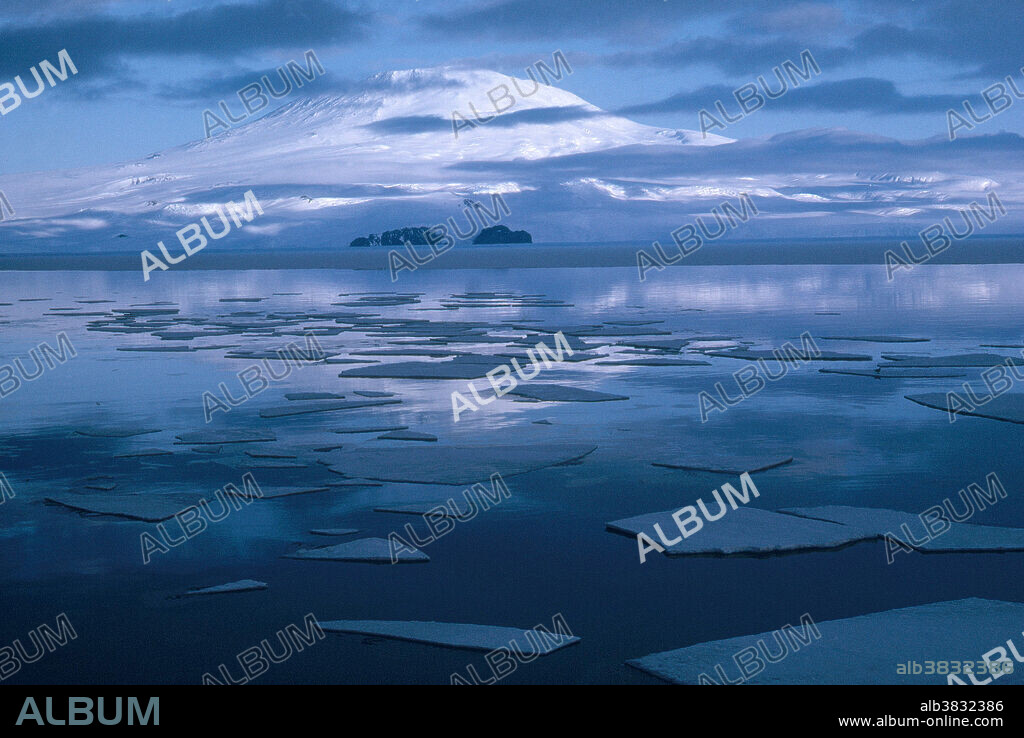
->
473, 225, 532, 244
349, 227, 432, 248
350, 224, 532, 247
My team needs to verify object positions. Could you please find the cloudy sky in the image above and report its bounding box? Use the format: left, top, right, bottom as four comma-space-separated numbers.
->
2, 0, 1022, 173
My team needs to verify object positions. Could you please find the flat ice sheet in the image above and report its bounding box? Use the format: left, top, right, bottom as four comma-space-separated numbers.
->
113, 448, 173, 458
652, 456, 794, 474
374, 503, 459, 516
338, 357, 495, 379
607, 506, 877, 556
75, 427, 162, 438
309, 528, 360, 536
284, 392, 345, 400
258, 398, 401, 418
780, 505, 1024, 552
882, 353, 1023, 368
595, 359, 711, 367
906, 393, 1024, 424
230, 485, 330, 499
820, 368, 967, 379
821, 335, 930, 343
319, 620, 579, 654
628, 598, 1024, 684
508, 384, 629, 402
377, 430, 438, 442
323, 443, 596, 484
284, 537, 428, 563
178, 580, 268, 597
174, 430, 276, 445
708, 349, 872, 362
46, 493, 194, 522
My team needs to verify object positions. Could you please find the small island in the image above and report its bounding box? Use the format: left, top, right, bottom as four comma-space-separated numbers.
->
349, 227, 431, 248
473, 225, 532, 244
349, 224, 533, 247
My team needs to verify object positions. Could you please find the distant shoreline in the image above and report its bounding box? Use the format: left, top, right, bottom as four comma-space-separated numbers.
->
1, 237, 1022, 271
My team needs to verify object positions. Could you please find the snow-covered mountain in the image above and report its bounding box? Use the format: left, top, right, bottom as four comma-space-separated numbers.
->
1, 66, 1022, 251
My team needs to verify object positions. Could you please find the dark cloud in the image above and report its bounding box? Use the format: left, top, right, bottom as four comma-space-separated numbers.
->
857, 2, 1024, 77
418, 0, 773, 39
599, 1, 1024, 80
0, 0, 370, 78
486, 105, 605, 126
620, 78, 969, 116
604, 39, 850, 77
363, 105, 605, 135
362, 114, 450, 135
447, 129, 1024, 180
776, 79, 967, 114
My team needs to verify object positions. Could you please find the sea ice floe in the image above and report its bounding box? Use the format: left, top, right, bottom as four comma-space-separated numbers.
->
508, 385, 629, 402
595, 358, 711, 367
318, 620, 580, 654
174, 430, 277, 444
117, 346, 197, 353
652, 456, 794, 474
882, 354, 1023, 368
374, 503, 461, 516
685, 341, 742, 351
821, 336, 930, 343
153, 330, 228, 340
322, 444, 597, 485
310, 528, 360, 536
708, 349, 872, 362
779, 505, 1024, 552
177, 580, 268, 597
284, 392, 346, 400
376, 430, 438, 442
606, 507, 876, 556
338, 357, 499, 379
616, 339, 691, 351
75, 427, 162, 438
284, 537, 428, 563
351, 348, 458, 357
819, 368, 967, 379
46, 493, 197, 522
333, 425, 409, 434
604, 320, 665, 326
498, 350, 601, 363
258, 398, 401, 418
628, 598, 1024, 684
906, 393, 1024, 424
610, 500, 1024, 559
228, 485, 329, 500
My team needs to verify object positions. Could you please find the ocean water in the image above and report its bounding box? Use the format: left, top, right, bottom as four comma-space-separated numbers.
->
1, 264, 1023, 684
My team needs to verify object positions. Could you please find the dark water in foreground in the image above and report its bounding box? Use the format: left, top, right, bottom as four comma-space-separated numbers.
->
1, 264, 1023, 684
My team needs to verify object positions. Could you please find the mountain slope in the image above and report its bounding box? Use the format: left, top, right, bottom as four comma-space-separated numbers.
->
1, 67, 1021, 251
